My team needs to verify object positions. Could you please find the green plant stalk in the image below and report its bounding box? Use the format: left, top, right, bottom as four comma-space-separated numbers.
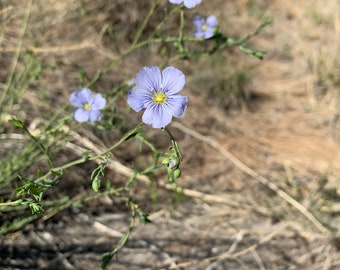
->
164, 127, 183, 161
0, 186, 125, 235
88, 3, 268, 87
86, 0, 162, 87
0, 200, 23, 208
236, 16, 273, 44
101, 198, 137, 269
175, 9, 186, 54
97, 25, 268, 78
10, 117, 55, 168
34, 123, 144, 185
0, 0, 33, 110
135, 133, 159, 153
4, 120, 145, 230
92, 123, 144, 158
131, 0, 161, 47
153, 4, 182, 36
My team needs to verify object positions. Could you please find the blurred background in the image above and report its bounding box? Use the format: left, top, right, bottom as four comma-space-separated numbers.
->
1, 0, 339, 269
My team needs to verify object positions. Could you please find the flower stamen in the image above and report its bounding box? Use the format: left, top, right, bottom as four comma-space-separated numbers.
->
153, 92, 167, 104
83, 103, 91, 110
201, 24, 208, 31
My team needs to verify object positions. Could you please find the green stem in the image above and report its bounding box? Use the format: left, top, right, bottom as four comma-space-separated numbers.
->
91, 123, 144, 159
153, 5, 181, 36
0, 0, 33, 109
135, 133, 158, 153
228, 16, 273, 46
85, 5, 195, 88
101, 198, 137, 269
177, 9, 185, 53
163, 127, 183, 162
39, 123, 144, 183
0, 200, 23, 208
132, 0, 161, 47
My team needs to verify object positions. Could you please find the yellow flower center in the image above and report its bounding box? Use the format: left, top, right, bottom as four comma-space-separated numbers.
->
201, 24, 208, 31
83, 103, 91, 110
153, 92, 167, 104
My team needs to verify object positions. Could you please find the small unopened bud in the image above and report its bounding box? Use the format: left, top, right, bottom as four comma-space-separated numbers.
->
173, 168, 181, 179
168, 157, 179, 169
161, 157, 170, 166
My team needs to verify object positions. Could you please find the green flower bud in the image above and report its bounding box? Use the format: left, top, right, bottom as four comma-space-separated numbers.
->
168, 157, 179, 169
173, 168, 181, 179
161, 157, 170, 166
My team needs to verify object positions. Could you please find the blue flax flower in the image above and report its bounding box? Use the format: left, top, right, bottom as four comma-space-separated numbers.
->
69, 88, 106, 122
193, 15, 218, 39
169, 0, 201, 9
127, 66, 188, 129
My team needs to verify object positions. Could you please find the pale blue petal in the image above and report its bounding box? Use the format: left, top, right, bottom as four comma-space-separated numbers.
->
204, 28, 215, 39
92, 94, 106, 110
69, 92, 82, 107
135, 66, 161, 93
166, 95, 189, 118
127, 88, 152, 112
206, 15, 218, 27
169, 0, 183, 4
74, 108, 89, 122
194, 29, 204, 38
193, 16, 204, 28
89, 110, 102, 122
69, 88, 92, 107
142, 105, 172, 129
162, 67, 185, 95
183, 0, 201, 8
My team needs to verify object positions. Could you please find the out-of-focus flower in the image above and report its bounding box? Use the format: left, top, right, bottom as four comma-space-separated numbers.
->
193, 15, 218, 39
127, 66, 188, 129
69, 88, 106, 122
169, 0, 201, 9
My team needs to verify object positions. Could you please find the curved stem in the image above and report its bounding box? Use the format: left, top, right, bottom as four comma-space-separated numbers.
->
44, 123, 144, 182
91, 123, 144, 159
101, 198, 137, 269
164, 127, 183, 161
132, 0, 161, 47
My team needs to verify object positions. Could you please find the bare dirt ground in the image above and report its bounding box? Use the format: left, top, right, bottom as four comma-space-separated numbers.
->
1, 0, 340, 269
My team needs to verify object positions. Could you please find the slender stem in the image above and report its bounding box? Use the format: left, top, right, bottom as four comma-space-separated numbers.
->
135, 133, 159, 153
164, 127, 183, 161
40, 123, 144, 182
229, 16, 273, 46
88, 15, 270, 86
177, 9, 185, 53
86, 5, 195, 88
132, 0, 161, 47
153, 5, 181, 36
51, 155, 89, 173
91, 123, 144, 159
86, 0, 163, 87
0, 0, 33, 108
163, 126, 176, 141
0, 200, 23, 207
101, 198, 137, 269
